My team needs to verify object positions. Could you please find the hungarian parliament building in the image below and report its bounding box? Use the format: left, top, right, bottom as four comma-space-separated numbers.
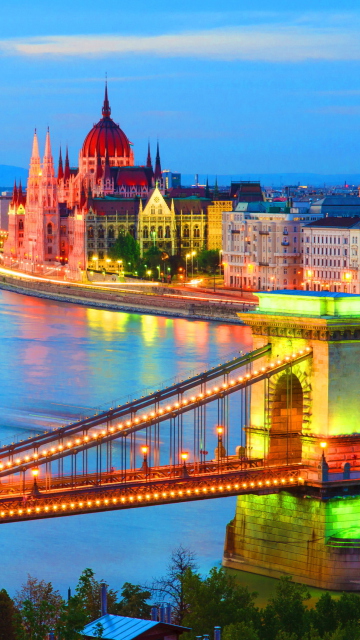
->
3, 85, 226, 279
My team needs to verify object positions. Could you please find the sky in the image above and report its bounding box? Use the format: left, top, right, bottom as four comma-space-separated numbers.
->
1, 0, 360, 177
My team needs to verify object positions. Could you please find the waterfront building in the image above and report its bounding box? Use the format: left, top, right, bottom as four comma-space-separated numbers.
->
207, 200, 233, 251
0, 191, 12, 230
162, 170, 181, 189
302, 217, 360, 293
222, 202, 322, 291
3, 86, 214, 278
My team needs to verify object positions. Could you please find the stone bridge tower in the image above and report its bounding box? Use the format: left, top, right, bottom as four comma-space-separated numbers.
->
224, 291, 360, 591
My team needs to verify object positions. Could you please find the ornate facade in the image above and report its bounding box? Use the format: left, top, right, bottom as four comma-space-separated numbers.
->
4, 85, 213, 278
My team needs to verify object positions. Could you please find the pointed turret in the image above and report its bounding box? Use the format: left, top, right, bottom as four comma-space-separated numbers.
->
64, 147, 71, 182
29, 129, 41, 178
214, 176, 219, 197
12, 180, 18, 206
154, 141, 162, 181
18, 180, 23, 202
95, 153, 103, 182
79, 181, 87, 209
102, 81, 111, 118
103, 150, 111, 182
42, 128, 55, 180
58, 147, 64, 181
205, 176, 210, 199
146, 142, 152, 169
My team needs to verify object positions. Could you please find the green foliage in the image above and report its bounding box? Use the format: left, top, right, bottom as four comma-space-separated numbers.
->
261, 577, 311, 640
181, 567, 259, 639
0, 589, 17, 640
74, 568, 118, 623
223, 621, 260, 640
115, 583, 151, 619
14, 575, 64, 640
93, 621, 105, 638
108, 233, 140, 270
143, 245, 163, 272
197, 248, 220, 273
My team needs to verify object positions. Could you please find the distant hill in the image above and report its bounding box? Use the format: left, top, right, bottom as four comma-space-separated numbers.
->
0, 165, 27, 189
181, 174, 360, 188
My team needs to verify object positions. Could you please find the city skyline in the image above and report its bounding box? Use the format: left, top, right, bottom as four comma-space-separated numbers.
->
1, 1, 360, 174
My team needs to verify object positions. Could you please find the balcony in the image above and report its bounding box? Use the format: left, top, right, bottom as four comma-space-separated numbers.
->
259, 261, 269, 266
283, 230, 288, 235
281, 241, 290, 246
259, 230, 270, 235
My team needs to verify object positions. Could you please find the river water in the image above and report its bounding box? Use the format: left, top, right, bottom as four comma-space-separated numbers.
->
0, 289, 254, 596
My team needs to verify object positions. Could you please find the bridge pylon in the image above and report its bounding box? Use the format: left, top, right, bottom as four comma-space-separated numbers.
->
223, 290, 360, 591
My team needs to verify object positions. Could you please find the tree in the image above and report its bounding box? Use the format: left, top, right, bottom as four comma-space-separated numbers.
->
15, 575, 64, 640
197, 249, 220, 274
182, 567, 259, 639
0, 589, 17, 640
223, 621, 260, 640
115, 582, 151, 619
108, 233, 140, 271
310, 592, 338, 638
261, 577, 310, 640
143, 245, 163, 274
74, 568, 118, 623
151, 545, 198, 624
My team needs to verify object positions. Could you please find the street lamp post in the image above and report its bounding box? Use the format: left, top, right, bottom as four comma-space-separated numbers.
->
216, 426, 225, 471
181, 452, 189, 478
141, 445, 149, 479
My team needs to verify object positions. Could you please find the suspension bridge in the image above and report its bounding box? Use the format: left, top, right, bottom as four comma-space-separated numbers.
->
0, 343, 314, 524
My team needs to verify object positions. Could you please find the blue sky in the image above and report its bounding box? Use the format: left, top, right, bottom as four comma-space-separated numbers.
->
1, 0, 360, 176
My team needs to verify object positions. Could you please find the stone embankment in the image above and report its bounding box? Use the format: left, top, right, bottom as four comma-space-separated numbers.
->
0, 273, 245, 324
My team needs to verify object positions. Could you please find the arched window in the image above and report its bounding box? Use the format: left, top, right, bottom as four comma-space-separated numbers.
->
165, 226, 171, 238
158, 226, 163, 239
19, 220, 24, 231
98, 226, 104, 239
150, 226, 156, 240
88, 226, 94, 239
60, 225, 66, 237
129, 225, 135, 238
194, 225, 200, 238
143, 226, 149, 239
108, 226, 114, 239
184, 225, 189, 238
151, 206, 155, 215
158, 206, 162, 215
47, 222, 53, 235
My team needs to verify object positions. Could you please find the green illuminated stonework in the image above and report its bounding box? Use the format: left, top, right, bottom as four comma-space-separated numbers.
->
224, 493, 360, 591
223, 291, 360, 591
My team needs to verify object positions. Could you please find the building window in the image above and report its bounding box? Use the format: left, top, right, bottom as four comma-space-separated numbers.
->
19, 220, 24, 231
88, 226, 94, 239
194, 225, 200, 238
47, 222, 53, 235
108, 226, 115, 239
158, 226, 163, 239
151, 206, 155, 215
98, 226, 104, 239
48, 246, 52, 254
184, 225, 190, 238
61, 225, 66, 236
143, 226, 149, 239
99, 251, 104, 260
165, 226, 171, 238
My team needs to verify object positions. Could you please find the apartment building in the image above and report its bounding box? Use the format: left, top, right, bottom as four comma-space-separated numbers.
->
222, 203, 322, 291
303, 217, 360, 293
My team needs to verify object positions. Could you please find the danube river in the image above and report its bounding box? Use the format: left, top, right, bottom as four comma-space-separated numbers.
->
0, 289, 253, 596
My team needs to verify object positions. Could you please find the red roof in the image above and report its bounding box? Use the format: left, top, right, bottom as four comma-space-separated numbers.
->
117, 168, 150, 187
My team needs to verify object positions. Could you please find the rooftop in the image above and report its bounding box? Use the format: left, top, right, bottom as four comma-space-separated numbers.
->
81, 614, 189, 640
304, 216, 360, 228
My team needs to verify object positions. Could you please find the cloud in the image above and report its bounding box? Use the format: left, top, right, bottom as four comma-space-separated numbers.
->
1, 20, 360, 62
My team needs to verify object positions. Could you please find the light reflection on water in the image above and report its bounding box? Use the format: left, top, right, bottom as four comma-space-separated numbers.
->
0, 290, 252, 595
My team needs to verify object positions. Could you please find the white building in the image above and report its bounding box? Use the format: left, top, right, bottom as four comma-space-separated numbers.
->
222, 202, 322, 291
302, 217, 360, 293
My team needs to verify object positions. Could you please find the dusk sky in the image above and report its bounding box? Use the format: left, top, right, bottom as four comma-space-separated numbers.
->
1, 0, 360, 176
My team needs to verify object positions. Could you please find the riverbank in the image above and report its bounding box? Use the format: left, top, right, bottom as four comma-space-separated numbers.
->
0, 271, 246, 323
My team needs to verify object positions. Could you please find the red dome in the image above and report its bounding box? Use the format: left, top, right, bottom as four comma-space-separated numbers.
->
82, 85, 131, 158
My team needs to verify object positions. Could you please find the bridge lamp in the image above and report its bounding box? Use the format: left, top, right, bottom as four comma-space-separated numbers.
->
181, 452, 189, 478
32, 468, 39, 477
141, 446, 149, 473
320, 442, 327, 448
